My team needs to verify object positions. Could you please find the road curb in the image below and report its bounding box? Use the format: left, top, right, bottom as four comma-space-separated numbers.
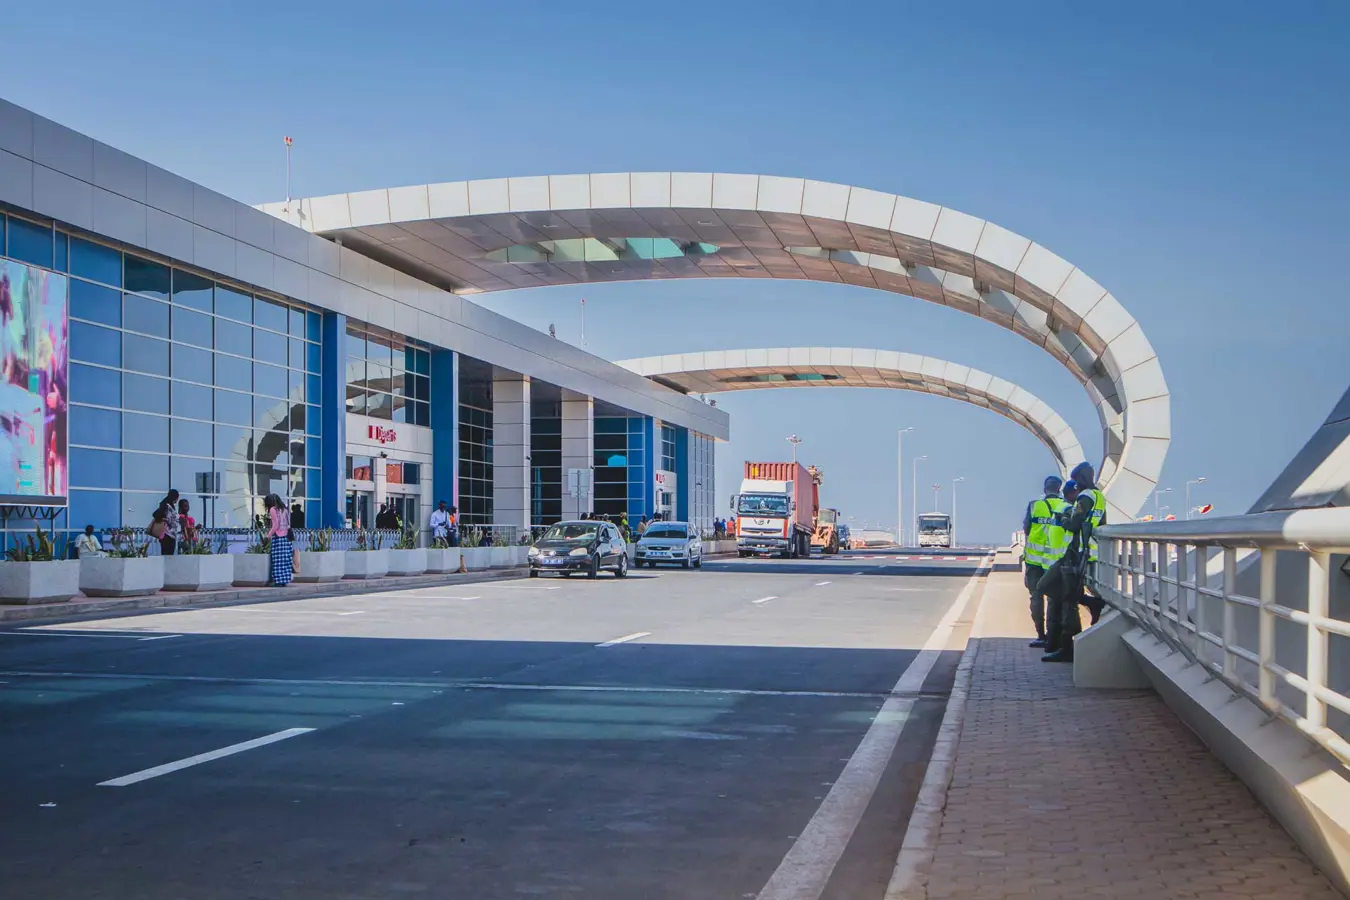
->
0, 567, 528, 625
884, 561, 997, 899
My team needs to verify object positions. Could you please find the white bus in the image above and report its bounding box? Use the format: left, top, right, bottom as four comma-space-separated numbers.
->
916, 513, 953, 548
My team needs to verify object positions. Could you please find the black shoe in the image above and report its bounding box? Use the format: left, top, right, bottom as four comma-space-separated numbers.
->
1041, 649, 1074, 663
1029, 639, 1047, 648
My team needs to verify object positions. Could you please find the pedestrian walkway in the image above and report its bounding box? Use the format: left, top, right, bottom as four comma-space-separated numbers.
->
911, 563, 1342, 899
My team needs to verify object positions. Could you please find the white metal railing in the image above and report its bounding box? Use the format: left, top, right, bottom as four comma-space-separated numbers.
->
1092, 508, 1350, 766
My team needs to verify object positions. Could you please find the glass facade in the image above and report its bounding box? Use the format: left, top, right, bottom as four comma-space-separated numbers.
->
0, 211, 322, 531
687, 432, 716, 535
458, 368, 493, 526
594, 416, 646, 519
345, 323, 430, 425
660, 424, 677, 472
530, 399, 562, 526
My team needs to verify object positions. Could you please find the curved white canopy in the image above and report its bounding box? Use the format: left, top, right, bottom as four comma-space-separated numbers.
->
266, 172, 1169, 520
617, 348, 1086, 479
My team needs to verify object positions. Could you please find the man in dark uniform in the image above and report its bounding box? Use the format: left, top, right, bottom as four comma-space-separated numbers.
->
1039, 462, 1106, 663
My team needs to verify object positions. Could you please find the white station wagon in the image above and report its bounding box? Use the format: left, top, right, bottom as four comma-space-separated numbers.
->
634, 522, 703, 569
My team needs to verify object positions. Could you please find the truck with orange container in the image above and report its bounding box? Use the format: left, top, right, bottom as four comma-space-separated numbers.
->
732, 461, 818, 559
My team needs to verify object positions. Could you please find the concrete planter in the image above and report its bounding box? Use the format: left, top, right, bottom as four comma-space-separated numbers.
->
425, 548, 462, 574
387, 548, 427, 576
81, 556, 164, 598
488, 546, 512, 567
345, 549, 389, 579
461, 547, 491, 570
233, 553, 271, 587
163, 554, 235, 592
509, 546, 530, 566
0, 559, 81, 604
294, 550, 345, 583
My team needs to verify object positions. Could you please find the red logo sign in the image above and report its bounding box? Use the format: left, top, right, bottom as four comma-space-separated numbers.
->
368, 425, 398, 445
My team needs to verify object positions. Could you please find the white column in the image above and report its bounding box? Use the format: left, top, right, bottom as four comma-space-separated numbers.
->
492, 373, 531, 528
560, 390, 594, 520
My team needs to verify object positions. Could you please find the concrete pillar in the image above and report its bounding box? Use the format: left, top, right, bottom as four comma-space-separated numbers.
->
492, 373, 531, 528
319, 312, 348, 529
430, 349, 458, 511
561, 391, 594, 520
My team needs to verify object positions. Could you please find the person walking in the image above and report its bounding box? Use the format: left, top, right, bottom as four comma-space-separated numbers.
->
430, 500, 452, 544
1023, 475, 1066, 648
177, 498, 197, 550
637, 515, 649, 536
157, 489, 181, 556
265, 493, 294, 587
1039, 463, 1106, 663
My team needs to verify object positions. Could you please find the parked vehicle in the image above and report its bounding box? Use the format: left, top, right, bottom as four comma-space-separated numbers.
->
811, 505, 841, 555
917, 513, 953, 548
635, 521, 702, 568
733, 461, 817, 558
528, 521, 628, 578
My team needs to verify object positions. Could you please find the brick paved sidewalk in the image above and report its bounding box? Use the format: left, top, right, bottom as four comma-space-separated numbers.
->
919, 565, 1342, 899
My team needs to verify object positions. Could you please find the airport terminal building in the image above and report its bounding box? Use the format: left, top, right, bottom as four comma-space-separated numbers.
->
0, 98, 726, 540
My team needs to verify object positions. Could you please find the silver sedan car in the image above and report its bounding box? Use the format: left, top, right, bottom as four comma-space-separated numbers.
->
634, 522, 703, 568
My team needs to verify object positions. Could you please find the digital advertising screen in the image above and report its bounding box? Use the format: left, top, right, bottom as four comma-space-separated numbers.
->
0, 258, 68, 506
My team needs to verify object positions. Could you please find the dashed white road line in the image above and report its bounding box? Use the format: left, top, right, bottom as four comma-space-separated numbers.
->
815, 581, 832, 586
595, 631, 651, 648
754, 559, 989, 900
137, 634, 184, 641
98, 727, 316, 787
752, 596, 778, 604
5, 630, 161, 639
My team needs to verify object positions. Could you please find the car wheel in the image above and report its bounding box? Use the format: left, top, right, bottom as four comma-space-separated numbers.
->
587, 555, 599, 579
693, 556, 702, 569
561, 571, 571, 578
528, 569, 539, 578
615, 554, 628, 578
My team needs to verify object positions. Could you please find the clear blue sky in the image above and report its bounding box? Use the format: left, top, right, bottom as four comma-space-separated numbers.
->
7, 1, 1348, 542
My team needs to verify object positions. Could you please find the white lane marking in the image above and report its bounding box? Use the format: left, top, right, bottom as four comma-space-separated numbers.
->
752, 596, 778, 605
98, 727, 316, 787
883, 588, 929, 593
595, 631, 651, 648
137, 634, 183, 641
5, 631, 158, 639
754, 560, 989, 900
851, 571, 864, 576
814, 581, 832, 586
336, 611, 367, 616
214, 608, 367, 616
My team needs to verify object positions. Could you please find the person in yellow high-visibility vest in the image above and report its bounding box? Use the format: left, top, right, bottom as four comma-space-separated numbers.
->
1039, 462, 1108, 663
1022, 475, 1066, 647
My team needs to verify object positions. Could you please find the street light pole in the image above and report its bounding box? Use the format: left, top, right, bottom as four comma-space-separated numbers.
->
1154, 487, 1172, 519
912, 455, 927, 545
1185, 477, 1207, 519
897, 427, 913, 547
932, 483, 941, 512
952, 476, 965, 547
787, 434, 802, 465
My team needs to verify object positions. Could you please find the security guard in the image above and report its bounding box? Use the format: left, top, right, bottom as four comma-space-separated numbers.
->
1039, 461, 1107, 663
1022, 476, 1066, 648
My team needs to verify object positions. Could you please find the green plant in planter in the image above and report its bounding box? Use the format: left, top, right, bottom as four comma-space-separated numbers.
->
460, 527, 484, 548
308, 529, 333, 552
490, 529, 511, 548
245, 530, 271, 554
5, 524, 61, 561
180, 536, 216, 555
108, 528, 150, 558
394, 528, 418, 550
353, 530, 383, 551
431, 535, 452, 550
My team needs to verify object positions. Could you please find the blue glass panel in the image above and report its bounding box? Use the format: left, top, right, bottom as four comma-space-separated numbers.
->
124, 452, 166, 491
70, 363, 121, 408
70, 489, 121, 530
7, 217, 53, 268
304, 341, 320, 375
306, 499, 322, 526
173, 344, 213, 385
215, 353, 251, 391
306, 373, 321, 403
289, 368, 304, 402
253, 328, 286, 365
172, 307, 213, 347
214, 390, 252, 426
70, 238, 121, 287
595, 418, 623, 434
306, 438, 322, 467
254, 362, 287, 398
124, 256, 170, 301
123, 491, 162, 528
289, 338, 305, 370
216, 287, 252, 323
123, 334, 169, 375
71, 322, 121, 367
123, 413, 169, 453
172, 418, 213, 457
215, 317, 251, 356
70, 280, 120, 327
305, 405, 320, 436
289, 307, 305, 337
71, 448, 120, 489
214, 424, 255, 463
171, 457, 214, 496
306, 311, 321, 343
172, 271, 213, 312
254, 396, 289, 431
124, 294, 170, 337
70, 406, 120, 448
54, 231, 68, 272
123, 373, 169, 414
255, 297, 288, 333
172, 381, 213, 420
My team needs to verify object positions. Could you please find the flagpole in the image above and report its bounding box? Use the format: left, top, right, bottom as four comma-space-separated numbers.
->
284, 136, 293, 209
580, 297, 586, 349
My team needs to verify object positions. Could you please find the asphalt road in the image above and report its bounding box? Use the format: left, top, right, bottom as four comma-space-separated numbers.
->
0, 549, 989, 900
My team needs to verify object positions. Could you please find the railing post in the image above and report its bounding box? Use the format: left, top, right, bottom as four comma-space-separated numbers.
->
1307, 551, 1330, 730
1142, 541, 1155, 630
1194, 544, 1208, 665
1222, 546, 1237, 680
1258, 549, 1277, 712
1176, 539, 1191, 653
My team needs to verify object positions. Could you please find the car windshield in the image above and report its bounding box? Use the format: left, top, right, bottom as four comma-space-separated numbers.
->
643, 526, 686, 539
539, 523, 599, 542
918, 516, 950, 531
738, 494, 789, 515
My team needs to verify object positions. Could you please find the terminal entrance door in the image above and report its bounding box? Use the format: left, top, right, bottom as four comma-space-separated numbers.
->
388, 494, 419, 534
346, 491, 372, 529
